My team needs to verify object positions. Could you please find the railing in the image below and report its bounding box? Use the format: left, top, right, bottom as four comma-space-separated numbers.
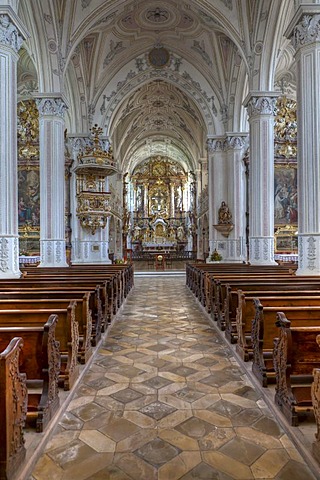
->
132, 251, 196, 261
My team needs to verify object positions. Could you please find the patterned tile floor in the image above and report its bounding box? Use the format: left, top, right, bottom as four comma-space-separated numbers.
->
28, 274, 319, 480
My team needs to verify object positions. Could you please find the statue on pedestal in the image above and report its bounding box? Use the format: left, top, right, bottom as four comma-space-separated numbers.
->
218, 201, 232, 224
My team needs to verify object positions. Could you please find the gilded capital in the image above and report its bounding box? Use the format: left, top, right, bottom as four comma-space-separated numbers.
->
0, 14, 24, 52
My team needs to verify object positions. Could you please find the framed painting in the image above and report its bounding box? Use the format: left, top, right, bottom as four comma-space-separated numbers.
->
18, 166, 40, 228
274, 225, 298, 253
274, 164, 297, 226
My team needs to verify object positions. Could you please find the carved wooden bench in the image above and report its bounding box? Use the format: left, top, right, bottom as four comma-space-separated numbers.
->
273, 313, 320, 426
0, 295, 92, 364
311, 335, 320, 464
252, 302, 320, 387
0, 314, 60, 432
217, 278, 320, 332
234, 291, 320, 361
0, 337, 27, 480
0, 278, 107, 338
14, 274, 115, 328
0, 303, 79, 390
0, 286, 103, 347
203, 268, 294, 313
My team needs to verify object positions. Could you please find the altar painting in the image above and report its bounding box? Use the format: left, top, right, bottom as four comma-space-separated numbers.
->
274, 165, 297, 226
18, 167, 40, 227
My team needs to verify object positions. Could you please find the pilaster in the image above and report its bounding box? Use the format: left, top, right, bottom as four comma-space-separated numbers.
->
225, 133, 248, 262
207, 137, 227, 259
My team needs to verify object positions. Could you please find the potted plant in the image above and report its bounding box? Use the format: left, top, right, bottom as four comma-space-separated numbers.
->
210, 249, 223, 262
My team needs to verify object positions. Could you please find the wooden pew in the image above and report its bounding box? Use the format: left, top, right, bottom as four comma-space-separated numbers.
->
0, 296, 93, 364
252, 301, 320, 387
234, 291, 320, 360
0, 337, 27, 480
273, 313, 320, 426
0, 279, 107, 337
208, 276, 296, 329
0, 303, 79, 390
216, 278, 320, 331
311, 335, 320, 463
0, 314, 60, 432
0, 286, 103, 347
13, 275, 114, 327
22, 263, 134, 319
186, 262, 293, 307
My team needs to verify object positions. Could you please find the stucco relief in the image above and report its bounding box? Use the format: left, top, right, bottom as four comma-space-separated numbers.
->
0, 14, 24, 52
293, 14, 320, 49
246, 96, 277, 117
36, 97, 67, 118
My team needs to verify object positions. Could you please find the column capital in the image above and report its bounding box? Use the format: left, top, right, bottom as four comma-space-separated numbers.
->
225, 133, 249, 151
35, 94, 68, 118
67, 134, 91, 160
0, 7, 28, 53
244, 92, 278, 117
207, 137, 226, 154
285, 5, 320, 48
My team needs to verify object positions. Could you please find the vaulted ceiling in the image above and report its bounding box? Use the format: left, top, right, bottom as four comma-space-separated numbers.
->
17, 0, 296, 174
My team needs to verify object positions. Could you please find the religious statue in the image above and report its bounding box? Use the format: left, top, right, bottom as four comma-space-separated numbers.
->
133, 225, 141, 240
218, 201, 232, 224
177, 225, 185, 242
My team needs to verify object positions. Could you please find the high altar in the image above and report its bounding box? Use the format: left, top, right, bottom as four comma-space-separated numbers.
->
124, 156, 197, 255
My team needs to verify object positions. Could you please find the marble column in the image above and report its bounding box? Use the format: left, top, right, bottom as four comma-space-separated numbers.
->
244, 93, 278, 265
0, 9, 27, 277
207, 137, 227, 259
225, 134, 248, 262
36, 95, 68, 267
286, 6, 320, 274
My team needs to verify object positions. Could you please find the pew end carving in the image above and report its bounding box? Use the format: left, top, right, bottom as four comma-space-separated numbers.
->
0, 337, 27, 480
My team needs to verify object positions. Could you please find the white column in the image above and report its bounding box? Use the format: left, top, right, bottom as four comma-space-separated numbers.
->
225, 134, 248, 262
199, 158, 208, 190
286, 8, 320, 274
36, 95, 68, 267
244, 93, 278, 265
207, 137, 227, 259
0, 9, 27, 277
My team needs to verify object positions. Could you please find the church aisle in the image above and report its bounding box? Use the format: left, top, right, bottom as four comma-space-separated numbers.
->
30, 276, 317, 480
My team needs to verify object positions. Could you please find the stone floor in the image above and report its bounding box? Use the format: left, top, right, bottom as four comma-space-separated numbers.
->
27, 273, 320, 480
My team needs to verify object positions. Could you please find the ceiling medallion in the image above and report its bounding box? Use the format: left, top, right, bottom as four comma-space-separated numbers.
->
148, 47, 170, 68
146, 7, 169, 23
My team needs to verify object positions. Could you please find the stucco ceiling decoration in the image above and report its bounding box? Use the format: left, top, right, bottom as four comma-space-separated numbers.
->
17, 0, 298, 181
125, 137, 193, 174
120, 2, 194, 33
112, 79, 204, 173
